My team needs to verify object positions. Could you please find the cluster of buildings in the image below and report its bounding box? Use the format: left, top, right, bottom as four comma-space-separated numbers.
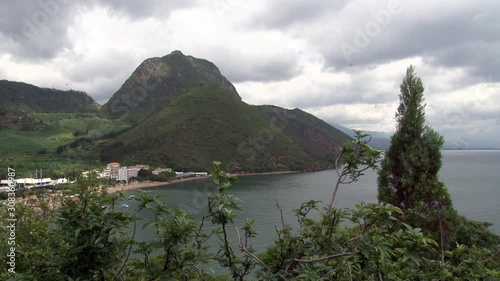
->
0, 163, 209, 193
82, 162, 175, 182
0, 177, 68, 192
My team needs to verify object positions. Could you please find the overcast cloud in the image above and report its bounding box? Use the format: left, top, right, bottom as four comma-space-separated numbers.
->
0, 0, 498, 148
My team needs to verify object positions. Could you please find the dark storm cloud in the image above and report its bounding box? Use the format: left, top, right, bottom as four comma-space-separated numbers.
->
249, 0, 349, 29
0, 0, 88, 60
100, 0, 198, 19
0, 0, 197, 61
1, 0, 498, 146
203, 45, 301, 83
222, 58, 299, 83
426, 41, 500, 81
319, 0, 500, 80
62, 50, 138, 83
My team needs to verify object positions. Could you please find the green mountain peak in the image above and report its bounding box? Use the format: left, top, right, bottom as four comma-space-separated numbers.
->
101, 51, 240, 122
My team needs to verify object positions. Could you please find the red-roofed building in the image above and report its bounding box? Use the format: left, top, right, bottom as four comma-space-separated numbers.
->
106, 162, 121, 180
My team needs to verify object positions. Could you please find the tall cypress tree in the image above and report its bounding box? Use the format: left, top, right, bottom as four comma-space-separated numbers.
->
377, 66, 500, 251
377, 66, 452, 211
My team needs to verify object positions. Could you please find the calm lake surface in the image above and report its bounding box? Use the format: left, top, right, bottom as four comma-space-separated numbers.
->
125, 150, 500, 251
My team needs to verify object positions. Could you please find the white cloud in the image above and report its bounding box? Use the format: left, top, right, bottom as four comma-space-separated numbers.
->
0, 0, 499, 146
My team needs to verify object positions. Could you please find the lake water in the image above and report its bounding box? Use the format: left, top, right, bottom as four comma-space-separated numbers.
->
124, 150, 500, 252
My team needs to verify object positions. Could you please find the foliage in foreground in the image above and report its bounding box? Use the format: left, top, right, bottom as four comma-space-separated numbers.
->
1, 134, 498, 280
1, 67, 499, 280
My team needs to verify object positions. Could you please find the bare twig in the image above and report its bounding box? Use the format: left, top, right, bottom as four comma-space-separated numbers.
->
327, 173, 342, 213
222, 223, 233, 268
276, 200, 285, 229
335, 153, 343, 178
438, 212, 445, 271
481, 248, 500, 263
198, 215, 208, 233
233, 223, 271, 273
189, 262, 205, 281
294, 252, 354, 263
113, 219, 137, 281
113, 206, 143, 281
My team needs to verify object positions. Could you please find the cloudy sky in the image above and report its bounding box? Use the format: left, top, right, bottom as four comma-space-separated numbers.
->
1, 0, 499, 147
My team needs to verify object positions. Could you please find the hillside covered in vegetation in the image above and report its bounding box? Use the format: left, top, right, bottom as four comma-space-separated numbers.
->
0, 80, 99, 124
0, 51, 353, 176
100, 50, 241, 123
102, 85, 320, 172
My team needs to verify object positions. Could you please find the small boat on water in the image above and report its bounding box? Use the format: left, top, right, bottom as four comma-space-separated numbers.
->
128, 195, 136, 199
121, 203, 129, 208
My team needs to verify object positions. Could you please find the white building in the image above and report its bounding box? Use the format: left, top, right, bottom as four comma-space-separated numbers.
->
117, 167, 139, 181
55, 178, 68, 185
99, 169, 110, 179
130, 165, 150, 171
0, 180, 13, 192
15, 178, 52, 188
36, 178, 52, 188
15, 178, 35, 188
152, 167, 172, 175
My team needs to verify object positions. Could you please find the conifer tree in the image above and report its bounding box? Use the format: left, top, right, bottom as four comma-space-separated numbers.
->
377, 66, 452, 211
378, 66, 500, 252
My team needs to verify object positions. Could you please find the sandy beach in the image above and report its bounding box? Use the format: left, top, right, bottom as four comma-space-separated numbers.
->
106, 171, 301, 193
107, 176, 210, 193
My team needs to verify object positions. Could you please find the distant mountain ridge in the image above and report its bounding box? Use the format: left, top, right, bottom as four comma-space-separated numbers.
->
331, 123, 500, 150
331, 123, 392, 150
0, 80, 99, 114
0, 80, 100, 130
257, 106, 352, 169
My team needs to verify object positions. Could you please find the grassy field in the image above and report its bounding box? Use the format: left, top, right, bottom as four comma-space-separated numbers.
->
0, 113, 129, 154
0, 113, 130, 177
0, 153, 90, 179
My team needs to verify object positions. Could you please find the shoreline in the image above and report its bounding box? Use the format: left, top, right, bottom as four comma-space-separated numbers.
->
229, 170, 301, 177
107, 176, 210, 193
107, 170, 302, 193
